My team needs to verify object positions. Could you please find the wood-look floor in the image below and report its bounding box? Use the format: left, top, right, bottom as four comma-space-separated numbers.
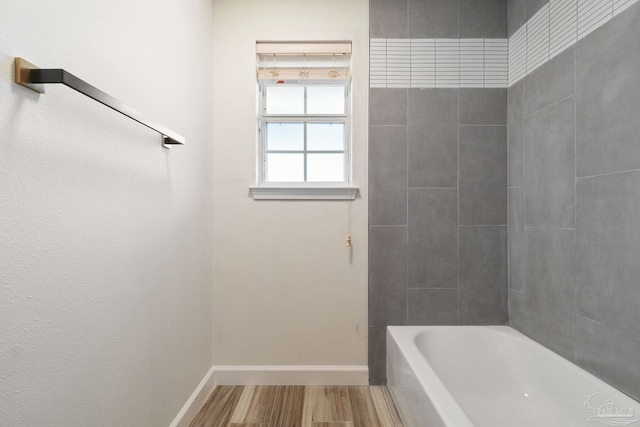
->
189, 386, 403, 427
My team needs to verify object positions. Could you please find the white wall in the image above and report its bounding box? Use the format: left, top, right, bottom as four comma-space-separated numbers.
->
212, 0, 369, 374
0, 1, 214, 425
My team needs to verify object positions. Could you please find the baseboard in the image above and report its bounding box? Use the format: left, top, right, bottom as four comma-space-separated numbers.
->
169, 366, 216, 427
212, 365, 369, 385
169, 364, 369, 425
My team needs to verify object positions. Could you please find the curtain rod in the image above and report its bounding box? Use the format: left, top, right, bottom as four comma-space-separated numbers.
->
14, 58, 184, 148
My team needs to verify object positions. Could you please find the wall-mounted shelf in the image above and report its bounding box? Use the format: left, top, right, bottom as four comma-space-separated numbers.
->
14, 57, 185, 148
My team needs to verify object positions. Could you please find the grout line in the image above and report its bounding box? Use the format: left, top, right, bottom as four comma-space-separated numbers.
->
407, 186, 457, 190
576, 167, 640, 180
457, 124, 508, 127
405, 87, 409, 327
524, 93, 574, 118
369, 124, 408, 127
459, 224, 508, 227
572, 37, 579, 361
523, 225, 576, 230
456, 85, 461, 325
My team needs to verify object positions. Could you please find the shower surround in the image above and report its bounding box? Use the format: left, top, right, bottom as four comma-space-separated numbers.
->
369, 0, 640, 399
368, 0, 509, 384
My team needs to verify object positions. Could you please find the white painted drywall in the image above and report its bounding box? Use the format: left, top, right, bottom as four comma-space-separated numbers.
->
212, 0, 369, 369
0, 1, 214, 425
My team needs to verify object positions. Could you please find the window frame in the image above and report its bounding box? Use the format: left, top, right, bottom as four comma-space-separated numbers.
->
258, 81, 352, 186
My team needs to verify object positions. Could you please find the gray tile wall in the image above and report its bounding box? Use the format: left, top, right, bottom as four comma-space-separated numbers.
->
369, 0, 508, 385
508, 3, 640, 400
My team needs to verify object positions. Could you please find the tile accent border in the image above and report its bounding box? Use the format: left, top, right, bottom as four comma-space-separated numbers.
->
369, 0, 638, 88
370, 38, 508, 88
509, 0, 638, 85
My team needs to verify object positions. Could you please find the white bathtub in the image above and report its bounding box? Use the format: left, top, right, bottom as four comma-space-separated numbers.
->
386, 326, 640, 427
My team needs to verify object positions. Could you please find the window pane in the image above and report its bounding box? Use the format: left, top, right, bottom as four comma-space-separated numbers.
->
266, 153, 304, 182
307, 123, 344, 151
266, 86, 304, 114
307, 153, 345, 182
266, 123, 304, 151
307, 86, 345, 114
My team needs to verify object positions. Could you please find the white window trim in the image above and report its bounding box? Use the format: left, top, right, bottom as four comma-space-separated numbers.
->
252, 82, 356, 200
249, 184, 359, 200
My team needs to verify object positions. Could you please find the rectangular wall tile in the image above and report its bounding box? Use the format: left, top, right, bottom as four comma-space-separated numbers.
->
408, 124, 457, 188
613, 0, 639, 16
508, 26, 528, 85
459, 39, 485, 87
485, 39, 510, 87
387, 39, 411, 88
576, 3, 640, 177
523, 227, 577, 361
577, 0, 612, 40
369, 226, 407, 327
411, 39, 436, 88
408, 189, 458, 289
575, 316, 640, 401
459, 126, 508, 225
369, 89, 407, 126
508, 80, 524, 187
369, 126, 407, 226
408, 88, 458, 126
524, 98, 575, 228
459, 226, 508, 324
524, 47, 575, 116
370, 0, 408, 38
408, 288, 459, 324
508, 289, 527, 329
526, 3, 550, 73
408, 89, 457, 187
508, 187, 525, 291
509, 0, 526, 36
435, 39, 460, 88
368, 326, 387, 385
576, 171, 640, 339
550, 0, 578, 59
460, 0, 508, 38
526, 0, 551, 19
408, 0, 459, 38
459, 88, 507, 125
370, 39, 387, 88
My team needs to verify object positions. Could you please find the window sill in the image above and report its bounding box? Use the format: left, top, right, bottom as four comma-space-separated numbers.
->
249, 185, 359, 200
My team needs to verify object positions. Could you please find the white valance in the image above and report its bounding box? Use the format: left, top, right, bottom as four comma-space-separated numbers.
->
256, 41, 352, 83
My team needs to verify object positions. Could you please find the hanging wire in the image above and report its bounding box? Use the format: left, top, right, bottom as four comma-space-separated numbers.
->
328, 54, 340, 78
269, 53, 279, 78
299, 54, 310, 79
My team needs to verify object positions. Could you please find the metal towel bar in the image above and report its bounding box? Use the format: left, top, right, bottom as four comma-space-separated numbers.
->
14, 57, 185, 148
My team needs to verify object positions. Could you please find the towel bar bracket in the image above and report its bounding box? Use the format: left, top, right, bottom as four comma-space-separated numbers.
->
14, 57, 185, 148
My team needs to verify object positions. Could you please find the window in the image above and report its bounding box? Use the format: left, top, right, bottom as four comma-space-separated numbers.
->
251, 42, 357, 200
261, 84, 348, 183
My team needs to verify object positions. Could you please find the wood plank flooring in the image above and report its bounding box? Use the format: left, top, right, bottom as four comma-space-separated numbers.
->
189, 386, 403, 427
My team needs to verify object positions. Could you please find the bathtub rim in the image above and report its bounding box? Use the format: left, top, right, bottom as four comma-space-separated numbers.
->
387, 325, 476, 427
386, 325, 640, 427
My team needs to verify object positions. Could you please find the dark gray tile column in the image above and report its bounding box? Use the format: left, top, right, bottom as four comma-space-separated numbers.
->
576, 4, 640, 178
408, 189, 458, 289
523, 227, 577, 360
459, 226, 508, 324
459, 126, 507, 225
524, 97, 575, 228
